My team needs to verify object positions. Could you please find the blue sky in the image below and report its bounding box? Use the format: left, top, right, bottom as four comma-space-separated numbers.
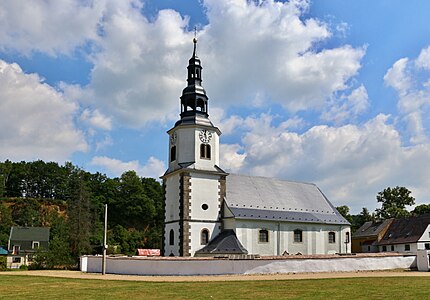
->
1, 0, 430, 213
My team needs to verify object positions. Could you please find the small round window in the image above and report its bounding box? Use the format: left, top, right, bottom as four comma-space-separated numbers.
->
202, 204, 208, 210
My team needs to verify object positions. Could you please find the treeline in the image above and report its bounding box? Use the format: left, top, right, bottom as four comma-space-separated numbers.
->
0, 160, 164, 268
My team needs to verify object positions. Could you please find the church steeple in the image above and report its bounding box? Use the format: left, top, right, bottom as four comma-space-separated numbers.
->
179, 36, 209, 119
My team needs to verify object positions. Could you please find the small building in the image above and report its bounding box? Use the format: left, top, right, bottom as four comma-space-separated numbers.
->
352, 219, 393, 253
7, 226, 50, 268
374, 214, 430, 253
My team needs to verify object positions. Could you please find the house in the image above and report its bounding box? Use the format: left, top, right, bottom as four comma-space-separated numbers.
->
7, 226, 50, 268
162, 39, 351, 257
374, 214, 430, 253
352, 219, 393, 253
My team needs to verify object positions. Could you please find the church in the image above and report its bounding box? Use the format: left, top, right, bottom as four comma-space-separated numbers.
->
162, 38, 351, 257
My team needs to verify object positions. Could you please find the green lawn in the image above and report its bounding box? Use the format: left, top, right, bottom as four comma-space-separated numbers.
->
0, 275, 429, 299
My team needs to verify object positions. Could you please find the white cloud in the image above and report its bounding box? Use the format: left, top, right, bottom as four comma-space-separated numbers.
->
321, 85, 369, 124
83, 5, 191, 127
0, 0, 106, 55
0, 60, 87, 161
80, 108, 112, 130
384, 47, 430, 145
90, 156, 165, 178
384, 58, 411, 95
201, 0, 365, 112
220, 144, 246, 171
416, 46, 430, 70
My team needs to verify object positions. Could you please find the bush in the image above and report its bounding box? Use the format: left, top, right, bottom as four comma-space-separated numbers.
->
19, 264, 28, 270
0, 256, 6, 271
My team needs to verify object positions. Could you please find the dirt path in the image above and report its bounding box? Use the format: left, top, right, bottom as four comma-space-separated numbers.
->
1, 269, 430, 282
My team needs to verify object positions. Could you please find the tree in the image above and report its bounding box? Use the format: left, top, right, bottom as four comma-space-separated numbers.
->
412, 204, 430, 216
0, 202, 12, 247
67, 170, 92, 258
375, 186, 415, 219
336, 205, 353, 223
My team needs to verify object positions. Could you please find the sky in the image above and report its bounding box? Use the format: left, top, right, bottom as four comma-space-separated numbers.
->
1, 0, 430, 214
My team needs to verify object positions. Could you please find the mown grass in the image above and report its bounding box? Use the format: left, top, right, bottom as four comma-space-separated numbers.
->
0, 275, 429, 299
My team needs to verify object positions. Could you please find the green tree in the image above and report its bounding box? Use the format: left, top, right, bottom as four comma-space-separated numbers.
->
412, 204, 430, 216
11, 198, 42, 226
375, 186, 415, 219
0, 202, 12, 247
336, 205, 353, 223
67, 170, 92, 258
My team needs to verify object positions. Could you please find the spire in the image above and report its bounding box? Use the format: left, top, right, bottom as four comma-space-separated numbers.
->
179, 33, 209, 120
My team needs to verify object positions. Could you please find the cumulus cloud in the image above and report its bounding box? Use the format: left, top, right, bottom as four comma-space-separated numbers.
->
321, 85, 369, 124
219, 113, 430, 212
80, 108, 112, 130
90, 156, 165, 178
384, 58, 411, 95
0, 60, 87, 161
416, 45, 430, 70
384, 46, 430, 145
0, 0, 105, 55
200, 0, 365, 113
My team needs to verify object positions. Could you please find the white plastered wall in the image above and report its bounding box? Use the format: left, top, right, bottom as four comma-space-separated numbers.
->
235, 220, 351, 256
164, 174, 181, 256
188, 172, 222, 256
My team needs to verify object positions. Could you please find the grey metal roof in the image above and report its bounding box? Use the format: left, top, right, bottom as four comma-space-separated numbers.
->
195, 229, 248, 255
225, 174, 348, 225
9, 226, 50, 242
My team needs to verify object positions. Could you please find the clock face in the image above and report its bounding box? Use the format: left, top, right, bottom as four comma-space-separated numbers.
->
199, 129, 212, 143
170, 132, 177, 145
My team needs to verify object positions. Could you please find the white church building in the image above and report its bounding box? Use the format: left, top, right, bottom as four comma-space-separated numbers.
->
162, 39, 351, 257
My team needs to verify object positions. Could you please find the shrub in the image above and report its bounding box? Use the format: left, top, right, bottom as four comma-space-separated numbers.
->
0, 256, 6, 271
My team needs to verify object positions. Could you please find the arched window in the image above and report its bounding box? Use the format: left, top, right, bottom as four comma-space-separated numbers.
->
200, 144, 211, 159
345, 232, 350, 243
294, 229, 303, 243
259, 229, 269, 243
196, 99, 205, 112
169, 229, 174, 246
201, 229, 209, 245
170, 146, 176, 162
329, 232, 336, 243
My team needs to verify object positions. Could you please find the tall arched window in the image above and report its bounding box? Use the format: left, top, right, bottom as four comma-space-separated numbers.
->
169, 229, 174, 246
201, 229, 209, 245
294, 229, 303, 243
170, 146, 176, 162
200, 144, 211, 159
259, 229, 269, 243
329, 232, 336, 243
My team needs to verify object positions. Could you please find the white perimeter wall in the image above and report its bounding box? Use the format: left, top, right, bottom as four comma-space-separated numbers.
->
81, 254, 416, 276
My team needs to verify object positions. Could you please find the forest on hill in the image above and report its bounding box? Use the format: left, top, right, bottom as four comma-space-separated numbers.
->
0, 160, 164, 268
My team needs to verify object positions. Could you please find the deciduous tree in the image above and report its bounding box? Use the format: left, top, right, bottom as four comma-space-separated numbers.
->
375, 186, 415, 219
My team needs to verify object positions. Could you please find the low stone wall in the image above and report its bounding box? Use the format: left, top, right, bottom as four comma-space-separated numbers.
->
81, 253, 417, 276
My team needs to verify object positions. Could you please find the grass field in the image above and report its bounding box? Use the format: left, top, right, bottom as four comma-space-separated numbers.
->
1, 275, 430, 299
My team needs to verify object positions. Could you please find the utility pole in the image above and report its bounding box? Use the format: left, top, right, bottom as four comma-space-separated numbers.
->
102, 203, 107, 275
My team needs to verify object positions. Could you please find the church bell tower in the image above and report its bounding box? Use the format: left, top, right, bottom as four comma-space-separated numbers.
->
162, 37, 227, 257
